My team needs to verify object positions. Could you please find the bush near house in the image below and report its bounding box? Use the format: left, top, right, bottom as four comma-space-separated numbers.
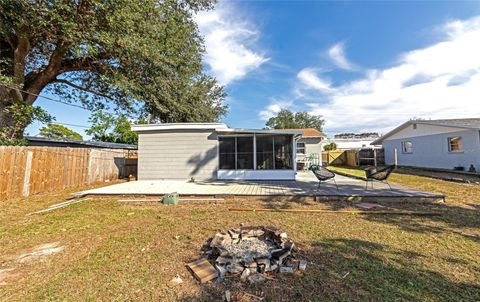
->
323, 142, 337, 151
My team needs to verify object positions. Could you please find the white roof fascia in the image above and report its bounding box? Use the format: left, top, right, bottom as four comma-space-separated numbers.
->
131, 123, 228, 132
217, 128, 304, 136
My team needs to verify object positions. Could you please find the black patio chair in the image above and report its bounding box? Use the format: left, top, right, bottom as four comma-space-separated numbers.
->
364, 165, 396, 190
309, 164, 339, 190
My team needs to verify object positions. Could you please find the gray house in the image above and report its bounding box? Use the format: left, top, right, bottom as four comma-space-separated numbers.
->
372, 118, 480, 172
132, 123, 302, 180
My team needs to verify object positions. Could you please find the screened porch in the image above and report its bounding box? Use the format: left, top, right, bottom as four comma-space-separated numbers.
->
216, 130, 301, 180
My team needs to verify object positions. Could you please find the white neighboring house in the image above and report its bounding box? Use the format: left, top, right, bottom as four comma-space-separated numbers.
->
327, 138, 380, 150
131, 123, 302, 181
326, 133, 381, 150
372, 118, 480, 172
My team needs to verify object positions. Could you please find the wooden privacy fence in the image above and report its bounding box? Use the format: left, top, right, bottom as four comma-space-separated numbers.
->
322, 149, 385, 167
0, 146, 137, 201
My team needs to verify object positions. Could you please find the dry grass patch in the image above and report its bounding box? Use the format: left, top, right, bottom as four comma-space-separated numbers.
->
0, 178, 479, 301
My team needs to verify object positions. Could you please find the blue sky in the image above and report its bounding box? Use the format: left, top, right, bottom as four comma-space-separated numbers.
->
27, 0, 480, 138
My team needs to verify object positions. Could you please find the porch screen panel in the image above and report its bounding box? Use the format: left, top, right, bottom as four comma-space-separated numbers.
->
274, 135, 293, 169
219, 137, 235, 169
256, 135, 274, 169
236, 137, 254, 169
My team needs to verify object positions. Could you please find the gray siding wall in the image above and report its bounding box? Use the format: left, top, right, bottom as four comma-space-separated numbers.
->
383, 129, 480, 171
137, 130, 218, 180
297, 138, 323, 157
304, 138, 323, 155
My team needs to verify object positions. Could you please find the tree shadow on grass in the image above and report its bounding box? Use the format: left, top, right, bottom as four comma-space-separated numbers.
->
256, 195, 318, 210
178, 238, 480, 301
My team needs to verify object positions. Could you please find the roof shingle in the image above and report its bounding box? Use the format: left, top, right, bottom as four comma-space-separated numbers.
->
283, 128, 325, 138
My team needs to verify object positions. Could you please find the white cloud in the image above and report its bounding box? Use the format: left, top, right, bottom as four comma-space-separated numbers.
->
328, 42, 355, 70
195, 3, 269, 85
261, 16, 480, 135
297, 68, 332, 92
258, 99, 294, 120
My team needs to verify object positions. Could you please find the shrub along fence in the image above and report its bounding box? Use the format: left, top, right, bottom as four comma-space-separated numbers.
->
0, 146, 137, 201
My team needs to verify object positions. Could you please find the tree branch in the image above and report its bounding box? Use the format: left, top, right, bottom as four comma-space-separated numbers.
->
22, 40, 68, 103
58, 53, 111, 73
13, 35, 30, 84
52, 78, 114, 100
3, 32, 16, 48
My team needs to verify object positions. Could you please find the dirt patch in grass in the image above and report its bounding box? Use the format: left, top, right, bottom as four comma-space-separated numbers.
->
16, 242, 65, 264
0, 180, 479, 301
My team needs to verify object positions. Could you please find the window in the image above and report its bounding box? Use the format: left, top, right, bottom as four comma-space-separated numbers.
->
297, 142, 306, 154
219, 136, 254, 169
402, 141, 413, 153
448, 137, 463, 152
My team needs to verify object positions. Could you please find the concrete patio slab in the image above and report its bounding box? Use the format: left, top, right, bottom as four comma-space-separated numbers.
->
76, 172, 445, 201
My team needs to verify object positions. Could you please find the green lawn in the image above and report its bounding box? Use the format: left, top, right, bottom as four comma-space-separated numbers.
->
0, 175, 479, 301
328, 165, 368, 179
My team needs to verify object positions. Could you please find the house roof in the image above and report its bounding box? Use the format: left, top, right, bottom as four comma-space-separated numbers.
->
25, 136, 137, 150
415, 118, 480, 129
283, 128, 325, 138
131, 123, 303, 136
371, 118, 480, 145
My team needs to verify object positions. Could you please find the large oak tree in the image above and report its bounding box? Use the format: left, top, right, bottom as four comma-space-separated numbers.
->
0, 0, 226, 140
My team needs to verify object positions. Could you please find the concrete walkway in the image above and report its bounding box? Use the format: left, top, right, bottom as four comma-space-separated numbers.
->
77, 172, 444, 200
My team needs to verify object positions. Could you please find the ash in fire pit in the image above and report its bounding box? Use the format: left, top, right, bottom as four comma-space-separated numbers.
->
201, 225, 306, 282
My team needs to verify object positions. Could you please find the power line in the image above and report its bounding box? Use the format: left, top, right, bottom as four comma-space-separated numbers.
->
0, 82, 89, 110
52, 122, 90, 128
1, 81, 475, 118
30, 120, 90, 129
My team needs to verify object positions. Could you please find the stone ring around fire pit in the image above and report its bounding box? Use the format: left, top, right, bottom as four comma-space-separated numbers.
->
195, 226, 306, 283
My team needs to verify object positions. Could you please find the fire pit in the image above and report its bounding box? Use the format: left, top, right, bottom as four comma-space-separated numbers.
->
196, 225, 306, 283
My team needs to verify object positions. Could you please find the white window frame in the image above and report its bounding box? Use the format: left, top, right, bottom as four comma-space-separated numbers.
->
401, 141, 413, 154
296, 142, 306, 154
448, 136, 464, 153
